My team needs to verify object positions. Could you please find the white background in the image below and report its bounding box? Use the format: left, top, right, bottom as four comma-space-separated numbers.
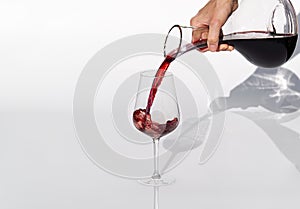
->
1, 0, 300, 209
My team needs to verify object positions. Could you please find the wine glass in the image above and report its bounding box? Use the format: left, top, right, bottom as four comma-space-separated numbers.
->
132, 70, 180, 186
164, 0, 298, 68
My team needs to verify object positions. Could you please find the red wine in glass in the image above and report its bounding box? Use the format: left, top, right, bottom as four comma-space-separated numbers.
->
132, 70, 180, 186
132, 29, 297, 186
133, 108, 179, 139
132, 56, 178, 139
134, 31, 298, 135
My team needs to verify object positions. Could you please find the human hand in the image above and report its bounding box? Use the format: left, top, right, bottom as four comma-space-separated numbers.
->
190, 0, 238, 52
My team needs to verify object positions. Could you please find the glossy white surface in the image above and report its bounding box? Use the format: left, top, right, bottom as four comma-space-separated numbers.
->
1, 111, 300, 209
0, 0, 300, 208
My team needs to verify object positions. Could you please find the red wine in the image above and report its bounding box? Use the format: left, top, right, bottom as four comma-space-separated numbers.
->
178, 31, 298, 68
224, 31, 298, 68
132, 55, 177, 139
144, 31, 298, 113
133, 108, 179, 139
145, 55, 175, 113
133, 31, 297, 138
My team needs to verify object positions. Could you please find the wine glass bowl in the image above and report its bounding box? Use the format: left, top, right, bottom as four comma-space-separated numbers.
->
133, 71, 180, 139
132, 70, 180, 186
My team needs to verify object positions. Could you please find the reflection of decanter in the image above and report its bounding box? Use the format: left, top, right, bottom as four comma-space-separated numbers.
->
210, 67, 300, 114
165, 0, 298, 68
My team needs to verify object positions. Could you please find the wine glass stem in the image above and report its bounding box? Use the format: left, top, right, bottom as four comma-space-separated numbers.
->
152, 138, 161, 179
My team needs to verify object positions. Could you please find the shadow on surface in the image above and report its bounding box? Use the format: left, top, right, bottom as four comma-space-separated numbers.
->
210, 65, 300, 171
161, 13, 300, 173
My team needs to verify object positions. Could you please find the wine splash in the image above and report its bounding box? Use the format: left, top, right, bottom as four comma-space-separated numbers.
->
132, 55, 177, 139
133, 108, 179, 139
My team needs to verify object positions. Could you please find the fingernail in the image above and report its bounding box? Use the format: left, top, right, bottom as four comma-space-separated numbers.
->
209, 44, 217, 52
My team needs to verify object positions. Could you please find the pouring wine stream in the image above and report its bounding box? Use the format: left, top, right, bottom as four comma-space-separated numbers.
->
133, 3, 298, 182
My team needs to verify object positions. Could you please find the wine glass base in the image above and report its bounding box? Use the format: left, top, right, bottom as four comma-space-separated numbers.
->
138, 177, 175, 187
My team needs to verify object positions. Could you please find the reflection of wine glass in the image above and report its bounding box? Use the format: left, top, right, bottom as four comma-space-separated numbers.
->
153, 186, 159, 209
132, 70, 180, 186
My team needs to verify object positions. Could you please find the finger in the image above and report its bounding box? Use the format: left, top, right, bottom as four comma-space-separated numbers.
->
190, 16, 201, 42
198, 47, 209, 53
201, 31, 208, 40
217, 44, 234, 51
192, 30, 202, 43
190, 15, 209, 43
207, 18, 222, 51
200, 44, 234, 52
207, 4, 232, 51
227, 45, 234, 51
218, 44, 229, 51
